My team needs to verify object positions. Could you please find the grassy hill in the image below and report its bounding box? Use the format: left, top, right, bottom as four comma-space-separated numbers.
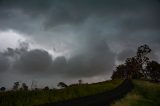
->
0, 80, 122, 106
112, 80, 160, 106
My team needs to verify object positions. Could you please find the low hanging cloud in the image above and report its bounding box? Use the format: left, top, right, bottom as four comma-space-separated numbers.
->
0, 41, 115, 78
14, 49, 53, 74
54, 40, 115, 78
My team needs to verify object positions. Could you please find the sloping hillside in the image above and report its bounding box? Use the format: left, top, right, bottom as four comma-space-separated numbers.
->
38, 79, 133, 106
0, 80, 122, 106
112, 80, 160, 106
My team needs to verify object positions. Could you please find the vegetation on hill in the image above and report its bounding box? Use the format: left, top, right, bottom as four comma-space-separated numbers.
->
0, 80, 122, 106
112, 80, 160, 106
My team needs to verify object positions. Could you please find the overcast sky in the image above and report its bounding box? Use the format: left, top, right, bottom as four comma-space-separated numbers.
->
0, 0, 160, 89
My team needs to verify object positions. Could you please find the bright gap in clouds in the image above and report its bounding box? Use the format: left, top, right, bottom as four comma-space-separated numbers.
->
0, 30, 27, 51
0, 29, 65, 59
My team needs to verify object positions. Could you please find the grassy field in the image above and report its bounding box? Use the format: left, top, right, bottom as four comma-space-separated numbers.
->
112, 80, 160, 106
0, 80, 122, 106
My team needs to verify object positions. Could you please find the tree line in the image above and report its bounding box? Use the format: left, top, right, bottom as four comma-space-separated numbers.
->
111, 44, 160, 82
0, 80, 83, 92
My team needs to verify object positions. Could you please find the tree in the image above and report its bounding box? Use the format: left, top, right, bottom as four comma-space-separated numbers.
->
13, 82, 20, 91
21, 83, 28, 91
43, 86, 49, 90
0, 87, 6, 92
124, 57, 143, 79
137, 44, 151, 59
78, 80, 82, 84
146, 61, 160, 82
111, 64, 127, 79
57, 82, 68, 88
136, 44, 151, 78
111, 44, 151, 79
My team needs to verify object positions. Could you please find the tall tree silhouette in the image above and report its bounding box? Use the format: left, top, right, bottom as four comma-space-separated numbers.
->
136, 44, 151, 78
112, 44, 151, 79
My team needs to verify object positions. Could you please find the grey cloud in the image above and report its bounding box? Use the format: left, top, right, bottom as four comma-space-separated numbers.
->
51, 56, 67, 75
0, 40, 115, 78
117, 46, 159, 63
117, 49, 135, 62
14, 49, 52, 74
0, 53, 9, 72
0, 0, 159, 30
51, 38, 115, 78
0, 0, 160, 51
3, 41, 29, 57
66, 48, 115, 77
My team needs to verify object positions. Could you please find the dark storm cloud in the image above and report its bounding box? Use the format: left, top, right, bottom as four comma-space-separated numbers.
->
66, 41, 115, 77
0, 0, 159, 30
14, 49, 53, 74
0, 41, 114, 78
0, 0, 160, 87
0, 0, 160, 49
51, 39, 115, 78
0, 43, 53, 74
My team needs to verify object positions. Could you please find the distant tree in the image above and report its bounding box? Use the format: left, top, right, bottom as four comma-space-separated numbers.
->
13, 82, 20, 91
146, 61, 160, 82
34, 88, 39, 91
21, 83, 28, 91
57, 82, 68, 88
0, 87, 6, 92
43, 86, 49, 90
78, 80, 82, 84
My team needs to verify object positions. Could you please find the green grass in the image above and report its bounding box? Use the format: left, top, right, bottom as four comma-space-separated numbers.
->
112, 80, 160, 106
0, 80, 122, 106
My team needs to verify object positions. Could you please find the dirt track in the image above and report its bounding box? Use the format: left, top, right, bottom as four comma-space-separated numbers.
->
37, 80, 134, 106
